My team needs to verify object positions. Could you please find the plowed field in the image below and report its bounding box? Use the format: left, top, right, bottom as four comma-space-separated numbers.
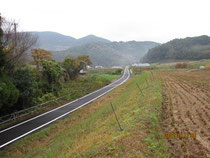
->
158, 70, 210, 158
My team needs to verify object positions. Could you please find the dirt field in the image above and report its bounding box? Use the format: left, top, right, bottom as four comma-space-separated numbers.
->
158, 70, 210, 158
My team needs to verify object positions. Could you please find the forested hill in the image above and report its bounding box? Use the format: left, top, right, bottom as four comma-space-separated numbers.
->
142, 35, 210, 63
53, 41, 159, 66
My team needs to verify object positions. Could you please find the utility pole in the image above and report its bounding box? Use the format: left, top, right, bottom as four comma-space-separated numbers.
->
0, 14, 2, 43
0, 13, 2, 27
14, 23, 17, 55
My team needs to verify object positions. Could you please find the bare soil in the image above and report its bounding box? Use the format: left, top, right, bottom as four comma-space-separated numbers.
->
158, 70, 210, 158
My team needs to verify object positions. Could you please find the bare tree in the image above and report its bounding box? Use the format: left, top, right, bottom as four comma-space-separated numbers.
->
1, 16, 37, 67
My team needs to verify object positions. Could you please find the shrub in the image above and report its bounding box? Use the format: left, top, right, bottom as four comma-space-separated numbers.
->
37, 93, 56, 104
0, 76, 19, 115
13, 67, 41, 109
112, 69, 122, 75
175, 63, 188, 69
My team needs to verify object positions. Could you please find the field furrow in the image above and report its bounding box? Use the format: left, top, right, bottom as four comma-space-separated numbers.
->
158, 70, 210, 158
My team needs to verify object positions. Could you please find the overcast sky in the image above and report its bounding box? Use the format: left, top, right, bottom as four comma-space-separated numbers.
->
1, 0, 210, 43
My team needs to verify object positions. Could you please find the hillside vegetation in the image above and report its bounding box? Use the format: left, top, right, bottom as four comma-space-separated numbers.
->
142, 35, 210, 63
53, 41, 159, 66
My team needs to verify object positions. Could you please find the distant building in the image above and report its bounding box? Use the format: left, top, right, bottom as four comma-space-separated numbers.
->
112, 66, 122, 69
132, 63, 150, 67
95, 65, 104, 69
79, 69, 87, 75
199, 66, 205, 69
87, 65, 92, 69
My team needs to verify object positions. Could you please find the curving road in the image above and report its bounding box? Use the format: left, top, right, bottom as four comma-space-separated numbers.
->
0, 66, 130, 149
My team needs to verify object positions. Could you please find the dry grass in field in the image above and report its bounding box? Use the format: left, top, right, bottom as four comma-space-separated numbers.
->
157, 70, 210, 158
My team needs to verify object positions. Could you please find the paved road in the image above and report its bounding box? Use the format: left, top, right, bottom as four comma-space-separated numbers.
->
0, 67, 130, 149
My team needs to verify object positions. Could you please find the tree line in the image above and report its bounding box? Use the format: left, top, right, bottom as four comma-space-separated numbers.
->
0, 16, 92, 116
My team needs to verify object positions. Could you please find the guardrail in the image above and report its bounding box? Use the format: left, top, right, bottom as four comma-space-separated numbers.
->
0, 94, 71, 125
0, 69, 127, 127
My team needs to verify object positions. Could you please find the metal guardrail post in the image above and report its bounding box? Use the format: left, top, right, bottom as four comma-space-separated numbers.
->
145, 78, 149, 86
151, 71, 154, 81
136, 83, 144, 96
110, 102, 123, 131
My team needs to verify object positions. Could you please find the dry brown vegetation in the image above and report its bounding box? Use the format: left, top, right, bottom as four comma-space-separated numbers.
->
157, 70, 210, 158
175, 63, 188, 69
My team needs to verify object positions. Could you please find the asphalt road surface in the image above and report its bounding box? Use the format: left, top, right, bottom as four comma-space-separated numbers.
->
0, 66, 130, 149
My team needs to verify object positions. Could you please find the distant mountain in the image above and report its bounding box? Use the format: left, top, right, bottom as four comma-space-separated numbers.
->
30, 32, 111, 51
141, 35, 210, 63
29, 31, 159, 66
76, 35, 111, 46
30, 31, 77, 51
53, 41, 159, 66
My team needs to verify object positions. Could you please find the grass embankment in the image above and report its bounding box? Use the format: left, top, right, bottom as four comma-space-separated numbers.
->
0, 71, 169, 158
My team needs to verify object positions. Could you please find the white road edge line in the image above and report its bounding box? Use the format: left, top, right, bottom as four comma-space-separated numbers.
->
0, 68, 127, 134
0, 68, 130, 149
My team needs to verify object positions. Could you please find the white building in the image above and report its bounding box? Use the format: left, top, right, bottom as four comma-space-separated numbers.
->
132, 63, 150, 67
95, 65, 104, 69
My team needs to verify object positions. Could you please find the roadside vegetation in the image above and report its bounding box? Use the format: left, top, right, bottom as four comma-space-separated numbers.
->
87, 68, 122, 81
0, 70, 170, 158
1, 59, 209, 157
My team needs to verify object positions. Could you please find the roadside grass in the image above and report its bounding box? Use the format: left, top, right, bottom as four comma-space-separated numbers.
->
87, 68, 121, 75
0, 71, 170, 158
88, 74, 119, 81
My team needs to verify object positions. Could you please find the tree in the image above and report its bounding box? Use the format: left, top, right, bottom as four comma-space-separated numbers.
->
0, 15, 37, 115
0, 15, 7, 74
1, 16, 37, 73
77, 55, 92, 70
31, 48, 52, 70
62, 57, 79, 80
0, 16, 19, 115
63, 55, 92, 80
0, 76, 19, 115
41, 59, 63, 94
13, 67, 40, 109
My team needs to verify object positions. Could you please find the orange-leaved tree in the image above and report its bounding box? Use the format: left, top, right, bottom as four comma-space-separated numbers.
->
31, 48, 52, 70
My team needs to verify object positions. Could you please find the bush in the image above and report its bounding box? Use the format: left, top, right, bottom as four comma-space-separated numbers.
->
37, 93, 56, 104
175, 63, 188, 69
41, 60, 63, 93
112, 69, 122, 75
13, 67, 41, 109
0, 76, 19, 115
